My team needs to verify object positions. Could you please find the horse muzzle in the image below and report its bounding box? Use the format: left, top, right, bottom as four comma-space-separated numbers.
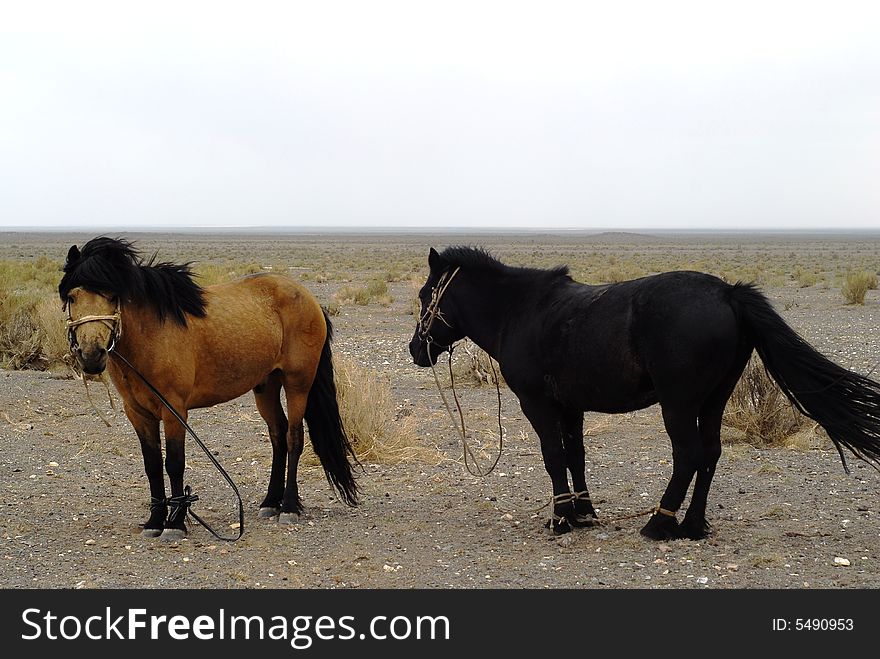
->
409, 335, 448, 367
75, 346, 108, 375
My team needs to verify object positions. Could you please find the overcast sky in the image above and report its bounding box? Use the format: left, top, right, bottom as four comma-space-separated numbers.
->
1, 1, 879, 230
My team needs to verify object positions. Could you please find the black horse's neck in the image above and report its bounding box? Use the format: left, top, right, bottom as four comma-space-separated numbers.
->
447, 266, 563, 360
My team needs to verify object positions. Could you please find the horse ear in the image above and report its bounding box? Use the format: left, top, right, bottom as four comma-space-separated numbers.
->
428, 247, 441, 270
66, 245, 80, 267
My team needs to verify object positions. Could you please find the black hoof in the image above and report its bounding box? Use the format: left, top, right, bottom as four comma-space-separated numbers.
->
140, 527, 163, 538
259, 506, 281, 519
280, 497, 304, 516
545, 517, 573, 535
639, 512, 680, 541
678, 516, 711, 540
574, 496, 598, 516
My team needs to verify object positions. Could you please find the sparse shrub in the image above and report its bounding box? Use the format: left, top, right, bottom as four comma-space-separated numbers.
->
408, 278, 422, 317
0, 300, 44, 369
450, 340, 505, 387
302, 354, 434, 464
35, 297, 69, 368
333, 279, 393, 307
841, 270, 876, 305
194, 263, 263, 285
793, 267, 818, 288
722, 357, 809, 445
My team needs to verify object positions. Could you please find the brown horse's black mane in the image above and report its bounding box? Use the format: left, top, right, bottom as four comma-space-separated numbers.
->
58, 237, 207, 325
439, 245, 570, 281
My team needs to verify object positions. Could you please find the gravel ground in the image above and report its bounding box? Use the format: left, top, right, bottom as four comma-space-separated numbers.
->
2, 275, 880, 590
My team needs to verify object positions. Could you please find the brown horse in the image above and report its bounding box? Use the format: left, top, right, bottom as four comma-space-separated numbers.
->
59, 237, 358, 540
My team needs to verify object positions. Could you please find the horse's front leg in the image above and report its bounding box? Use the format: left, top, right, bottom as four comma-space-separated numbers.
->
126, 407, 166, 537
161, 411, 189, 541
520, 396, 575, 535
562, 412, 598, 526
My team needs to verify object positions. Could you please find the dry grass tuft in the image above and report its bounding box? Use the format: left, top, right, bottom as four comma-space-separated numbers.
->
333, 279, 394, 307
450, 340, 505, 387
304, 354, 439, 465
793, 266, 819, 288
841, 270, 878, 305
722, 357, 810, 445
35, 298, 69, 368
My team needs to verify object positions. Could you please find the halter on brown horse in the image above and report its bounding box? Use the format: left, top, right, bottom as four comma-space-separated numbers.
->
59, 237, 358, 540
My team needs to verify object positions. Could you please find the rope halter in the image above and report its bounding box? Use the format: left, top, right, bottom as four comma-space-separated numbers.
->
65, 297, 122, 355
417, 266, 461, 344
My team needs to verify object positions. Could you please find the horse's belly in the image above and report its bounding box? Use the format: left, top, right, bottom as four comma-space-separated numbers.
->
589, 390, 658, 414
559, 368, 656, 413
188, 349, 278, 408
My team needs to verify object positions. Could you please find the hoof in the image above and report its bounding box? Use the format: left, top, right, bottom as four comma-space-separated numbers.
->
571, 513, 599, 528
553, 518, 573, 535
278, 512, 300, 525
678, 516, 711, 540
141, 527, 163, 538
259, 506, 280, 519
159, 528, 187, 542
639, 512, 680, 541
545, 517, 573, 535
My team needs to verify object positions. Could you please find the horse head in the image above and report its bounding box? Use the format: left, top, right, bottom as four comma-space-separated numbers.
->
409, 247, 464, 367
64, 284, 121, 375
58, 241, 132, 375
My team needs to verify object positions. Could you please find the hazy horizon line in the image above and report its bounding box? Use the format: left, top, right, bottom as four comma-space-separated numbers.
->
3, 225, 880, 235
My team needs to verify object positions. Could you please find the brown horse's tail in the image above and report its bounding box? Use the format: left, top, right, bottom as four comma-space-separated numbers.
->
305, 309, 359, 506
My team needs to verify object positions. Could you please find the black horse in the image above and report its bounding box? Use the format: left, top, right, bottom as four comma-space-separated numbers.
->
409, 246, 880, 540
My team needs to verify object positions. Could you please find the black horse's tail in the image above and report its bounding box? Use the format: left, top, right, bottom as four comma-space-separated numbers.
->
304, 309, 359, 505
730, 282, 880, 472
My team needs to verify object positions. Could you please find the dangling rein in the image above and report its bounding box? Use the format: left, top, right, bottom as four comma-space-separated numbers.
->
66, 306, 245, 541
66, 306, 122, 427
418, 267, 504, 478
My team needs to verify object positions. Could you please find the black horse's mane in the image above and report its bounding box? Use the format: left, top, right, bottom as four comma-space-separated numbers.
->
439, 245, 570, 280
58, 237, 207, 326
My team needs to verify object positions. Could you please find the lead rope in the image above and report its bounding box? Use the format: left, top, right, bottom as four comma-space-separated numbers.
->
427, 340, 558, 518
109, 350, 244, 542
81, 373, 117, 427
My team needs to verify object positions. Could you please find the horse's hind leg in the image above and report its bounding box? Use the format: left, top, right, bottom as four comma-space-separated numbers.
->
562, 412, 598, 526
278, 377, 309, 524
640, 406, 701, 540
254, 371, 289, 518
677, 403, 724, 539
678, 350, 749, 539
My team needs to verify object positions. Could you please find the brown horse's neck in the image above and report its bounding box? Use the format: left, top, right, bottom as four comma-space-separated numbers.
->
112, 304, 163, 367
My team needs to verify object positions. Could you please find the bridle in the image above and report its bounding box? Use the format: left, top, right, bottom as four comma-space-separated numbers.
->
65, 297, 123, 355
417, 266, 461, 345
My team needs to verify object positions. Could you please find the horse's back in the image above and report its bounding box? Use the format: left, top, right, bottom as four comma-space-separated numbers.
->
534, 271, 740, 411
